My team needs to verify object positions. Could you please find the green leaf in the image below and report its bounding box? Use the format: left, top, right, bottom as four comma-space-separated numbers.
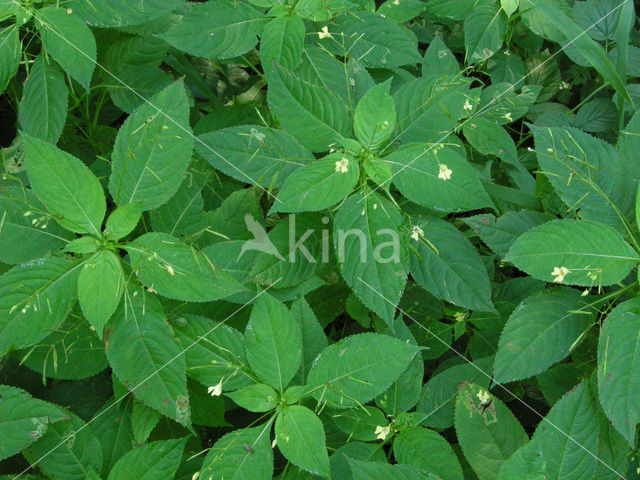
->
463, 118, 519, 166
0, 256, 81, 357
598, 296, 640, 446
497, 382, 599, 480
494, 287, 593, 383
245, 294, 302, 392
531, 125, 632, 229
291, 297, 328, 382
298, 46, 350, 103
0, 25, 20, 94
334, 190, 408, 323
201, 425, 273, 480
455, 382, 528, 480
329, 406, 387, 442
149, 169, 209, 238
270, 153, 359, 214
69, 0, 183, 27
501, 0, 519, 17
131, 403, 161, 445
0, 0, 18, 22
260, 16, 305, 77
0, 385, 68, 461
23, 134, 106, 235
109, 81, 194, 211
415, 357, 493, 429
409, 216, 494, 312
333, 12, 420, 67
24, 413, 102, 480
196, 125, 313, 188
107, 439, 186, 480
387, 144, 492, 212
159, 1, 264, 60
464, 0, 506, 63
394, 427, 464, 480
173, 314, 252, 391
349, 459, 435, 480
18, 54, 68, 144
268, 64, 350, 152
504, 219, 639, 286
463, 210, 552, 258
532, 1, 631, 104
307, 333, 419, 408
37, 7, 96, 90
126, 232, 246, 302
226, 383, 278, 412
106, 290, 190, 425
276, 405, 330, 478
393, 77, 469, 144
422, 34, 460, 79
0, 185, 71, 264
89, 398, 134, 476
77, 250, 124, 338
354, 81, 396, 150
104, 204, 143, 241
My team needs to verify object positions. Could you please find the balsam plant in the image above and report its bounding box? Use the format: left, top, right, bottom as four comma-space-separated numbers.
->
1, 0, 640, 479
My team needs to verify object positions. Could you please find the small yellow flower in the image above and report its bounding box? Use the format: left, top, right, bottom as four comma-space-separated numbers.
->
335, 157, 349, 173
410, 225, 424, 241
374, 424, 391, 441
438, 164, 452, 181
393, 0, 400, 4
503, 112, 513, 122
318, 26, 332, 40
207, 380, 223, 397
66, 8, 73, 14
476, 388, 491, 405
463, 99, 473, 111
166, 265, 175, 276
551, 266, 571, 283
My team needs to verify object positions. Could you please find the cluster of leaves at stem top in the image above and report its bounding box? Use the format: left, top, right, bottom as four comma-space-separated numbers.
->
1, 0, 640, 479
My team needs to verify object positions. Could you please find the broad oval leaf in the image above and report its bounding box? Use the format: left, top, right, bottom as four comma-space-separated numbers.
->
387, 144, 492, 212
173, 314, 252, 391
159, 1, 264, 60
37, 7, 96, 90
69, 0, 183, 27
245, 294, 302, 392
106, 290, 190, 425
354, 81, 396, 150
276, 405, 330, 478
598, 297, 640, 446
196, 125, 313, 189
307, 333, 419, 408
126, 232, 246, 302
0, 256, 81, 357
24, 134, 106, 235
78, 250, 124, 338
107, 438, 186, 480
270, 153, 359, 214
0, 185, 71, 264
0, 25, 20, 94
394, 427, 464, 480
494, 287, 593, 383
504, 219, 639, 286
201, 425, 274, 480
260, 16, 305, 77
455, 382, 528, 480
334, 190, 408, 323
268, 64, 350, 152
0, 385, 68, 461
409, 216, 494, 312
24, 413, 103, 480
497, 382, 599, 480
333, 12, 421, 67
109, 81, 194, 211
464, 0, 506, 63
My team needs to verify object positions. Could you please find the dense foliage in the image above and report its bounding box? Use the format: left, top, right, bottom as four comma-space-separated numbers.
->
1, 0, 640, 478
